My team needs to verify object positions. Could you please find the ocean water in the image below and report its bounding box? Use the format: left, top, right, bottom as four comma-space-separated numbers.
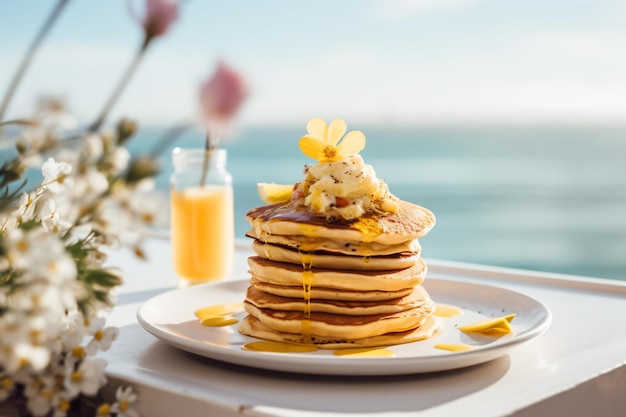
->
130, 125, 626, 281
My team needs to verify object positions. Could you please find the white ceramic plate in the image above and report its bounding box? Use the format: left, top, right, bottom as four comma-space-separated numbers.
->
137, 278, 551, 376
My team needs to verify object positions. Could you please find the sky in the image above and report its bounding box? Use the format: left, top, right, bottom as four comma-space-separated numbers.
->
1, 0, 626, 128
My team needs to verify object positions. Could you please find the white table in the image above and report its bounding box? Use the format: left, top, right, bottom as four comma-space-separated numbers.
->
102, 238, 626, 417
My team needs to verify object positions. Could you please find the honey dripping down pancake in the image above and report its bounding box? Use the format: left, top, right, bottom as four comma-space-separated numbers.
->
237, 118, 438, 349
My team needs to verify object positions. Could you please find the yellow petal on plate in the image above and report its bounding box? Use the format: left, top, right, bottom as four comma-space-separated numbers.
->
257, 182, 294, 204
327, 119, 347, 144
434, 343, 474, 352
306, 118, 328, 141
458, 314, 516, 336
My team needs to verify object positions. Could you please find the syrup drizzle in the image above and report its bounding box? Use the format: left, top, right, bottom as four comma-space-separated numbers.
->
194, 303, 243, 327
243, 341, 318, 353
333, 347, 395, 357
434, 303, 463, 318
296, 225, 318, 336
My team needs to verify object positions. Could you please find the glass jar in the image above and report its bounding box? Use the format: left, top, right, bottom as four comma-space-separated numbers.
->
169, 147, 234, 287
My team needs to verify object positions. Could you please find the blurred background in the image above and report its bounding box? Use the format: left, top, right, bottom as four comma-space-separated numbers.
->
1, 0, 625, 280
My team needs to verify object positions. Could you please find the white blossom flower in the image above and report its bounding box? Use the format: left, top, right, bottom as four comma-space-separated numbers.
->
0, 374, 15, 401
4, 228, 37, 271
5, 229, 74, 283
4, 231, 35, 278
39, 199, 72, 235
63, 357, 107, 397
111, 386, 140, 417
13, 342, 50, 373
82, 134, 104, 162
64, 345, 88, 369
93, 200, 132, 247
42, 158, 72, 193
13, 191, 39, 224
65, 168, 109, 210
61, 313, 88, 349
82, 169, 110, 196
23, 375, 56, 416
104, 147, 130, 176
84, 316, 106, 336
86, 326, 118, 355
27, 391, 55, 417
129, 189, 168, 228
95, 402, 113, 417
51, 392, 72, 417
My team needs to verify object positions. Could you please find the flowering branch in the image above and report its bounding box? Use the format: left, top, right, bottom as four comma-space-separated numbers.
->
0, 2, 181, 415
89, 0, 179, 132
0, 0, 71, 122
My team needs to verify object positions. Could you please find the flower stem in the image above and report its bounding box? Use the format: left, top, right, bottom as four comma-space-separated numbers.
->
200, 132, 214, 187
88, 35, 152, 133
0, 0, 71, 123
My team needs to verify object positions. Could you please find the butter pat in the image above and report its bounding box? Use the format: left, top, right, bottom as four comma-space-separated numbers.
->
459, 314, 516, 336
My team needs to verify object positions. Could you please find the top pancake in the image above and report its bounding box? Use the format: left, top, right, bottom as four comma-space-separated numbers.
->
246, 199, 435, 245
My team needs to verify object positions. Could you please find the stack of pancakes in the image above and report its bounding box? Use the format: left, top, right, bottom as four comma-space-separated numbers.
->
238, 199, 439, 349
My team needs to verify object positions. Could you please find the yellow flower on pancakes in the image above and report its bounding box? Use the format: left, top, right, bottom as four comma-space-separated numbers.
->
294, 118, 399, 220
298, 118, 366, 162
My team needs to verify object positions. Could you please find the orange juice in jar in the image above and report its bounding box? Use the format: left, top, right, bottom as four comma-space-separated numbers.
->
170, 148, 234, 286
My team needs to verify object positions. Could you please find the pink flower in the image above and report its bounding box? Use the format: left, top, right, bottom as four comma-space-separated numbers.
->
199, 62, 249, 129
137, 0, 179, 39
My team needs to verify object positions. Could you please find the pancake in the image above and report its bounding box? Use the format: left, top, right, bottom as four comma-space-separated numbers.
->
245, 285, 430, 316
243, 299, 435, 339
246, 199, 435, 246
246, 229, 421, 257
238, 315, 440, 349
248, 256, 427, 291
251, 240, 420, 271
249, 278, 413, 301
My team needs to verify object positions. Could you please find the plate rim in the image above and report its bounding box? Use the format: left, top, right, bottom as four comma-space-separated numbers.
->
136, 278, 552, 375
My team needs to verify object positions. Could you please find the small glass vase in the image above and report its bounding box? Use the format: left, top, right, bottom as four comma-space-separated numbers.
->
169, 147, 234, 287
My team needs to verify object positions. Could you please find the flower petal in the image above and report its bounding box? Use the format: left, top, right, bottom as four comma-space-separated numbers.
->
299, 136, 324, 160
306, 118, 328, 141
327, 119, 347, 145
336, 130, 366, 156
